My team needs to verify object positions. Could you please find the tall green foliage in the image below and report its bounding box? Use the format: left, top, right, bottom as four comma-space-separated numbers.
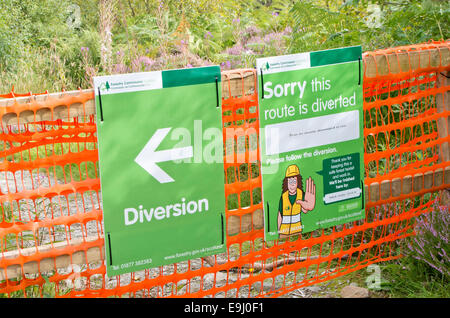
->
379, 0, 449, 46
0, 0, 101, 91
0, 1, 29, 71
289, 1, 364, 52
0, 0, 448, 93
289, 0, 449, 54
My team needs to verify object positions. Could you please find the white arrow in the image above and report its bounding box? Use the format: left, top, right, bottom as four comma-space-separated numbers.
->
135, 128, 193, 183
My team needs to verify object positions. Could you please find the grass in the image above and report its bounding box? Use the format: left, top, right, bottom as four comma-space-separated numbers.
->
380, 261, 449, 298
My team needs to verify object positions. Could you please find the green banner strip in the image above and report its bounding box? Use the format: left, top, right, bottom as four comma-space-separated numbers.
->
162, 66, 221, 88
310, 46, 362, 67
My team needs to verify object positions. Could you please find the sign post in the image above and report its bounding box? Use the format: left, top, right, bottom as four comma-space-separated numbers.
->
94, 66, 226, 276
256, 46, 365, 241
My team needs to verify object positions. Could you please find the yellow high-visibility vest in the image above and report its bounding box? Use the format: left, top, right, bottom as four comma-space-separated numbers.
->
279, 189, 303, 235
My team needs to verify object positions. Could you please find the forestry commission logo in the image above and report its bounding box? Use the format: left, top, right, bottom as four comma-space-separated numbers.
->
94, 71, 163, 96
257, 53, 311, 75
99, 81, 111, 92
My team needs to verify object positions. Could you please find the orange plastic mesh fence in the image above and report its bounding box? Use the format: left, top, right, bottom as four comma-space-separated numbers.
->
0, 41, 449, 298
0, 85, 50, 99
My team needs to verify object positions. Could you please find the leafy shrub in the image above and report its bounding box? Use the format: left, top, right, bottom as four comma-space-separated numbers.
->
1, 0, 448, 93
405, 204, 450, 280
377, 200, 450, 297
289, 0, 449, 54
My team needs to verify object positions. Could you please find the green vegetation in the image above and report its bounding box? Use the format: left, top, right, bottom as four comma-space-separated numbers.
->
0, 0, 448, 93
381, 204, 450, 298
331, 199, 449, 298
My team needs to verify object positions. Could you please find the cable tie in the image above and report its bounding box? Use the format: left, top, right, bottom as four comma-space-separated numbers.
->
215, 76, 220, 108
260, 68, 265, 99
221, 213, 224, 245
97, 87, 104, 122
361, 180, 365, 209
107, 232, 113, 266
358, 57, 362, 86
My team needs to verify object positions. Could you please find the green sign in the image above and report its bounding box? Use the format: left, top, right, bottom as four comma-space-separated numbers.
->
94, 66, 226, 276
256, 46, 365, 242
320, 153, 361, 204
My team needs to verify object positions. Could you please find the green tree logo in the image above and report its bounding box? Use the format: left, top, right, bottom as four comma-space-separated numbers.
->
99, 81, 111, 92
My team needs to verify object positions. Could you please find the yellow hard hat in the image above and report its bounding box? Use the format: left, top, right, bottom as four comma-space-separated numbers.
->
285, 164, 300, 177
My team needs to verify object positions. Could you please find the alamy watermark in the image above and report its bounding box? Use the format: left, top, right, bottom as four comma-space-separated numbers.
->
66, 4, 81, 29
365, 264, 382, 290
167, 121, 281, 175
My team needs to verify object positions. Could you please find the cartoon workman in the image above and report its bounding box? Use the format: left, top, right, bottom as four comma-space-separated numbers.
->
278, 164, 316, 237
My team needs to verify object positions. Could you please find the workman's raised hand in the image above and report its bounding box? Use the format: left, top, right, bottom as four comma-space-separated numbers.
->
296, 177, 316, 213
